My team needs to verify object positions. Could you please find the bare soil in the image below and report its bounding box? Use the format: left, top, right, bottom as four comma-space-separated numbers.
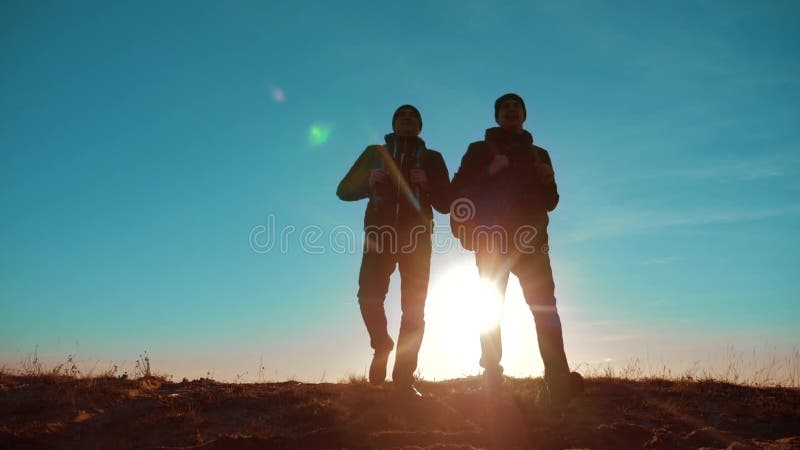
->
1, 373, 798, 449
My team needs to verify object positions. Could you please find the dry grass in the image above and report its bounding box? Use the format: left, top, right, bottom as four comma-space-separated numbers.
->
4, 349, 173, 386
574, 347, 800, 388
339, 372, 369, 384
4, 346, 799, 389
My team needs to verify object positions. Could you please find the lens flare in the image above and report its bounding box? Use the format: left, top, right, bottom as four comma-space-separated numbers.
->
308, 124, 332, 146
374, 144, 426, 217
270, 85, 285, 103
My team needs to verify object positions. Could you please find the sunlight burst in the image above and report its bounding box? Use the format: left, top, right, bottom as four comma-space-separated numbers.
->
422, 260, 540, 380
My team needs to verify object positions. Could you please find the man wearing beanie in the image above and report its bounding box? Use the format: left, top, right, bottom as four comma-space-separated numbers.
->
450, 93, 582, 407
337, 105, 451, 397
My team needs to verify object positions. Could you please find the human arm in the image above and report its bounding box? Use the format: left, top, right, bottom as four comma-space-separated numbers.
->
531, 147, 559, 212
336, 146, 377, 201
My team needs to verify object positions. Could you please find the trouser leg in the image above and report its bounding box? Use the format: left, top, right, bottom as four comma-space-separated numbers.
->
357, 245, 396, 352
359, 300, 393, 352
514, 252, 570, 395
475, 250, 511, 373
392, 238, 431, 385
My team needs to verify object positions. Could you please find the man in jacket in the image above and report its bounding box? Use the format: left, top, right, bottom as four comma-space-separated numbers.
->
450, 93, 580, 406
337, 105, 450, 397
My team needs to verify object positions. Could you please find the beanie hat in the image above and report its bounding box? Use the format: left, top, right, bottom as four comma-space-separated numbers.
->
494, 93, 526, 122
392, 104, 422, 132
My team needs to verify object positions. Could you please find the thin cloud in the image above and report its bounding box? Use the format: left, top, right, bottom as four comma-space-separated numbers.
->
563, 205, 800, 242
648, 158, 790, 182
641, 256, 682, 266
594, 334, 641, 343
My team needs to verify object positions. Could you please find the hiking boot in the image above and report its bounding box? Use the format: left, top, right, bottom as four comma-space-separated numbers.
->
545, 371, 584, 409
570, 371, 584, 397
369, 349, 391, 385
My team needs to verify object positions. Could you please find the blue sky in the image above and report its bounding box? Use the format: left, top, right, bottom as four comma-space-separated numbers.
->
1, 1, 798, 381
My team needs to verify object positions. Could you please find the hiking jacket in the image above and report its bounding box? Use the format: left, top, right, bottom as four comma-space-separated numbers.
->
337, 134, 451, 232
450, 127, 558, 241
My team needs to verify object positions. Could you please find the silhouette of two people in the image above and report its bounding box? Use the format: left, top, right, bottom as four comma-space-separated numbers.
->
338, 96, 581, 404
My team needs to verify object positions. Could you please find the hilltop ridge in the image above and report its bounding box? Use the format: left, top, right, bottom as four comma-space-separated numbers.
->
1, 373, 798, 449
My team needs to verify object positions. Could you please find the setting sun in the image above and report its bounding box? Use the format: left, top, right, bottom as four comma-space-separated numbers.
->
421, 260, 543, 380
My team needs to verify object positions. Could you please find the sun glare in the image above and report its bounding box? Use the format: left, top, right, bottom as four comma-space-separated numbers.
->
421, 260, 540, 380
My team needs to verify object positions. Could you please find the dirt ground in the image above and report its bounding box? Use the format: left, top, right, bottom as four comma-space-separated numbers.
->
1, 373, 798, 449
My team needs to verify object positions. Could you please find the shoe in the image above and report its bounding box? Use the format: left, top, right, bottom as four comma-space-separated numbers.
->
369, 349, 391, 385
393, 382, 423, 399
547, 371, 584, 409
570, 371, 584, 397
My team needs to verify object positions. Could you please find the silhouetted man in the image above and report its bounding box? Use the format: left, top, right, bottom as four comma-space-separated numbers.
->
337, 105, 450, 397
451, 93, 581, 406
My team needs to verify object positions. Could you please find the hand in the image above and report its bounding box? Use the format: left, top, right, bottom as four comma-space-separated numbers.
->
535, 163, 554, 183
488, 154, 509, 176
410, 168, 429, 189
370, 169, 388, 188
